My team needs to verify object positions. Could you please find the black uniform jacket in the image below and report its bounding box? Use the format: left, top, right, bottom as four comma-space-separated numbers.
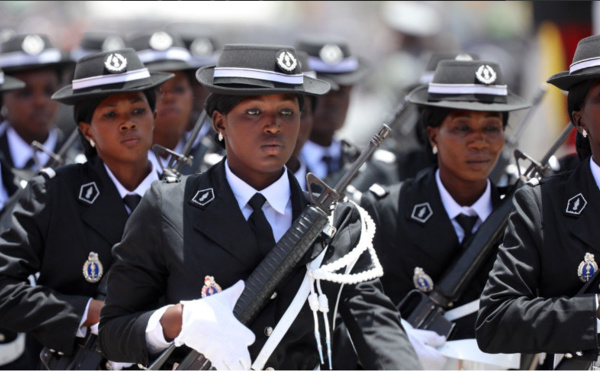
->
98, 159, 422, 370
361, 167, 502, 340
476, 158, 600, 357
0, 156, 131, 354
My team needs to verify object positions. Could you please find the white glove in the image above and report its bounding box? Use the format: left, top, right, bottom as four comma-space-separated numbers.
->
402, 320, 447, 370
174, 280, 255, 370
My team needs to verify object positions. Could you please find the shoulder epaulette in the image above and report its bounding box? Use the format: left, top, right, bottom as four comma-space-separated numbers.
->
368, 183, 388, 198
526, 177, 540, 187
39, 167, 56, 180
372, 149, 397, 164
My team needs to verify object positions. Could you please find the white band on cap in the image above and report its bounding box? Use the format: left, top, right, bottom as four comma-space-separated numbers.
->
428, 83, 508, 96
570, 56, 600, 73
72, 68, 151, 90
136, 47, 191, 64
0, 49, 62, 69
213, 67, 303, 85
308, 56, 358, 73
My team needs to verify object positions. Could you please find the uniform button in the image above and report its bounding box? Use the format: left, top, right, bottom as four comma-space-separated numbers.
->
0, 333, 4, 342
58, 351, 64, 356
264, 327, 273, 337
576, 351, 583, 356
49, 349, 56, 353
270, 292, 277, 300
565, 353, 573, 359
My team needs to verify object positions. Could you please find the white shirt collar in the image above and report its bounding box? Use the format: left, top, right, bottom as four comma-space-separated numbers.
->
301, 139, 342, 179
103, 161, 158, 199
7, 125, 57, 169
293, 158, 308, 191
148, 139, 186, 175
589, 157, 600, 190
435, 169, 493, 222
225, 159, 290, 216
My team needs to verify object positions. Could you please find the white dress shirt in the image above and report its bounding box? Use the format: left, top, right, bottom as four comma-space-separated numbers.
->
301, 139, 342, 179
7, 125, 57, 170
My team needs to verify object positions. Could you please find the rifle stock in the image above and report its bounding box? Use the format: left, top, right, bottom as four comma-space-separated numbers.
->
148, 124, 391, 370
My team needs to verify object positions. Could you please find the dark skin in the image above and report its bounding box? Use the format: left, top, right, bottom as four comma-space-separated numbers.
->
79, 91, 156, 325
188, 81, 211, 131
2, 68, 60, 144
154, 71, 194, 151
309, 85, 352, 146
160, 93, 301, 340
428, 109, 505, 206
286, 96, 314, 173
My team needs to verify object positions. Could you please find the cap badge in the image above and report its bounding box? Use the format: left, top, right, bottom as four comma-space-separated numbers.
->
21, 34, 44, 55
410, 202, 433, 224
191, 188, 215, 207
276, 50, 297, 72
190, 37, 214, 57
578, 253, 598, 282
79, 182, 100, 204
413, 267, 434, 292
102, 36, 125, 52
104, 53, 127, 73
149, 31, 173, 51
455, 53, 473, 61
319, 44, 343, 65
201, 276, 222, 297
82, 252, 103, 283
566, 193, 587, 215
475, 65, 497, 85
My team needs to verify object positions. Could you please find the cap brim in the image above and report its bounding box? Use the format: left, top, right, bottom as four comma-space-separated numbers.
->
546, 68, 600, 91
407, 85, 531, 112
52, 71, 174, 105
196, 66, 331, 96
2, 52, 75, 73
0, 75, 26, 92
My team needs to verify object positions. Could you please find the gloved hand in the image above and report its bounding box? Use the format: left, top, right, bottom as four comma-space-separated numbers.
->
174, 280, 256, 370
402, 320, 447, 370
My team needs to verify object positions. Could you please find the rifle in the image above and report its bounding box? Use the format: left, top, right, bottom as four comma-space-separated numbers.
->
397, 120, 575, 339
149, 124, 392, 370
152, 111, 208, 181
32, 127, 81, 170
40, 274, 109, 370
489, 84, 547, 185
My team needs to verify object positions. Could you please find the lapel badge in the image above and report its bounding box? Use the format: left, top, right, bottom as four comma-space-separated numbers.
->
82, 252, 103, 283
79, 182, 100, 205
319, 44, 343, 65
475, 64, 497, 85
276, 50, 297, 72
578, 253, 598, 282
201, 276, 222, 297
104, 53, 127, 73
410, 202, 433, 224
191, 188, 215, 207
22, 34, 44, 55
566, 193, 587, 215
413, 267, 434, 292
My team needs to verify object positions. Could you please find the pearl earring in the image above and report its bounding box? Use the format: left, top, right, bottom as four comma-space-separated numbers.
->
218, 132, 223, 141
89, 139, 95, 148
582, 129, 588, 138
432, 145, 438, 155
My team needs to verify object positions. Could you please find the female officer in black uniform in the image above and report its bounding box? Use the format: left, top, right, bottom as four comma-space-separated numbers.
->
476, 34, 600, 367
98, 43, 421, 370
360, 59, 529, 368
0, 48, 171, 367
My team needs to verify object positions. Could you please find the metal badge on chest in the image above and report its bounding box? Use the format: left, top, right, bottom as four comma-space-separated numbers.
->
191, 188, 215, 207
78, 182, 100, 204
578, 253, 598, 283
413, 267, 434, 292
410, 202, 433, 224
565, 193, 587, 215
82, 252, 103, 283
201, 276, 222, 297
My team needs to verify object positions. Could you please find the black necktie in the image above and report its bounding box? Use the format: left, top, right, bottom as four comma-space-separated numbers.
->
123, 194, 142, 214
247, 193, 275, 255
455, 213, 478, 245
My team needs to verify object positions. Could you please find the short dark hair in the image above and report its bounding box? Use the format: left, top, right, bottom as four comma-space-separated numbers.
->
73, 88, 157, 159
567, 79, 594, 160
418, 106, 509, 162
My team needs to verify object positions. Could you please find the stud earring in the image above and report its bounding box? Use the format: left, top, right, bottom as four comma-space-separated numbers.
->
218, 132, 223, 141
432, 145, 438, 155
582, 129, 588, 138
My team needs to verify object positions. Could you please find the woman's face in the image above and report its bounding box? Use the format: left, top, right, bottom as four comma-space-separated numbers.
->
214, 93, 300, 188
2, 68, 60, 142
154, 71, 193, 147
79, 91, 154, 167
428, 109, 505, 185
574, 79, 600, 161
311, 85, 352, 140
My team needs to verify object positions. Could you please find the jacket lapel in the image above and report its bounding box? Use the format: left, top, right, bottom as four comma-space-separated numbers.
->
191, 161, 262, 265
80, 158, 130, 245
564, 161, 600, 252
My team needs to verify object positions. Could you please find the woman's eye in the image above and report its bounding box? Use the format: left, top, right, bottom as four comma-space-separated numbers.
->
173, 85, 186, 94
103, 111, 116, 119
133, 108, 146, 115
484, 125, 502, 133
246, 109, 261, 116
280, 109, 294, 117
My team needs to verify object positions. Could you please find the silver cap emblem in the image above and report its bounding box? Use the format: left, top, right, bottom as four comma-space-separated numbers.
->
319, 44, 343, 65
102, 36, 125, 52
190, 37, 214, 57
104, 53, 127, 73
475, 65, 497, 85
149, 31, 173, 51
22, 35, 45, 55
276, 51, 297, 72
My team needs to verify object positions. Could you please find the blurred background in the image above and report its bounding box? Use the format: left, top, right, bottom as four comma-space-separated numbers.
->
0, 0, 594, 164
